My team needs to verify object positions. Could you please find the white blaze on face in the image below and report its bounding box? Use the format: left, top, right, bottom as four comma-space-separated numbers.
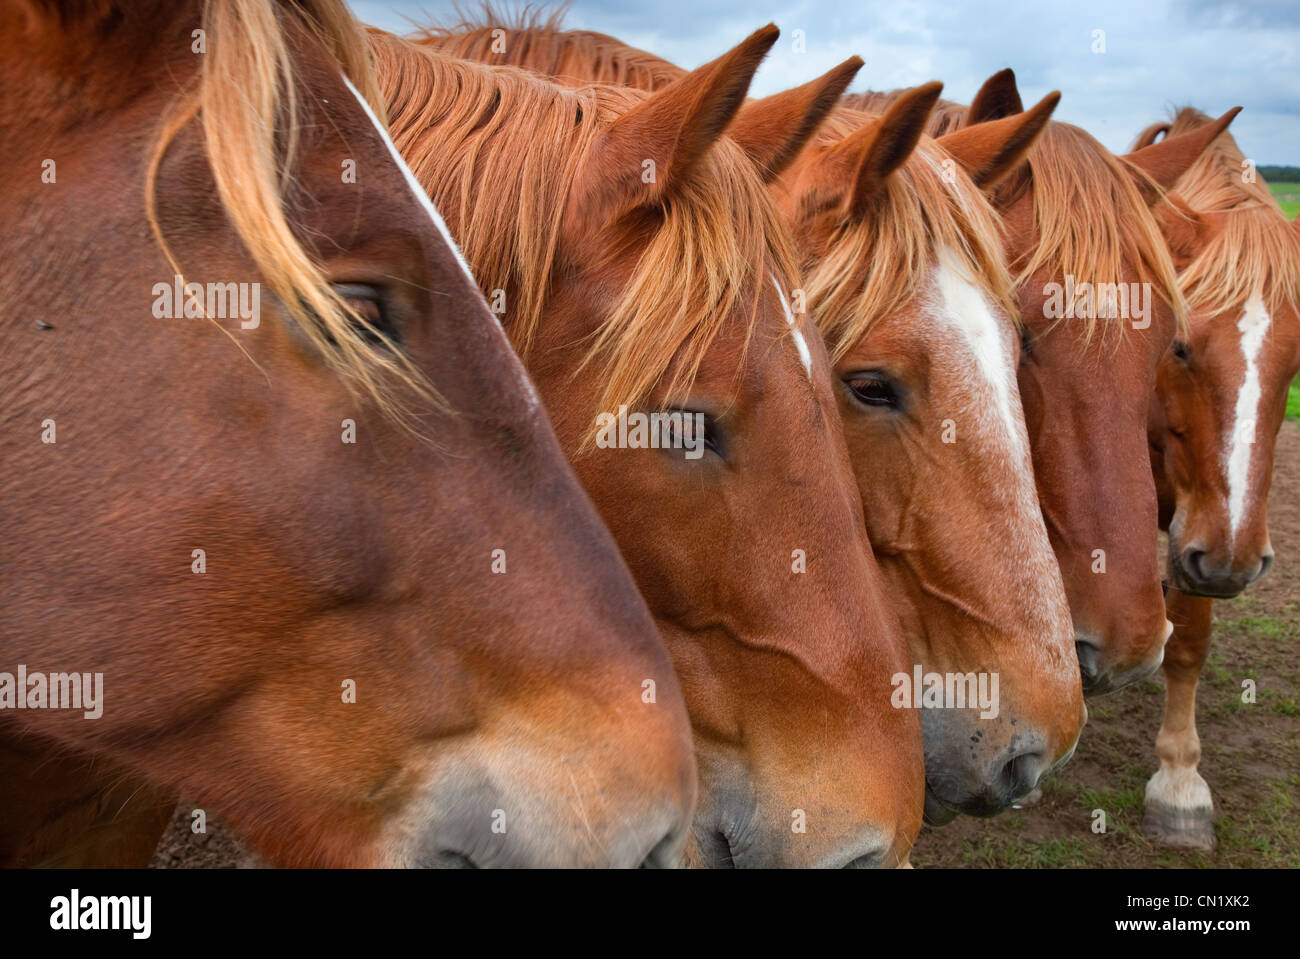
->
1226, 293, 1272, 541
931, 249, 1026, 456
926, 248, 1074, 675
771, 276, 813, 380
340, 74, 476, 285
340, 73, 542, 411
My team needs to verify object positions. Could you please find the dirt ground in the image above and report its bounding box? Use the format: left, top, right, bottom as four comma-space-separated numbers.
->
151, 423, 1300, 869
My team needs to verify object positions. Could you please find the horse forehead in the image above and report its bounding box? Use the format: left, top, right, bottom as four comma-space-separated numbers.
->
1195, 304, 1258, 363
1256, 295, 1300, 364
339, 75, 476, 286
770, 275, 814, 382
925, 252, 1014, 369
923, 250, 1023, 441
1234, 294, 1271, 355
339, 74, 541, 412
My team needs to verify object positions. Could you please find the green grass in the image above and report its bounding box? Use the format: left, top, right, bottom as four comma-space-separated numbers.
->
1272, 696, 1300, 717
1288, 375, 1300, 422
1076, 785, 1145, 812
1268, 181, 1300, 220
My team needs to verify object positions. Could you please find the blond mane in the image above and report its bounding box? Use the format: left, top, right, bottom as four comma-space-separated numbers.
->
412, 17, 1013, 371
143, 0, 436, 425
803, 108, 1016, 363
413, 4, 683, 90
368, 29, 798, 418
1134, 107, 1300, 320
850, 90, 1187, 338
1016, 122, 1185, 336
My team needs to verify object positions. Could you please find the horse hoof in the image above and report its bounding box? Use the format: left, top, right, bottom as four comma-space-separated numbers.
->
1142, 801, 1216, 851
1011, 787, 1043, 809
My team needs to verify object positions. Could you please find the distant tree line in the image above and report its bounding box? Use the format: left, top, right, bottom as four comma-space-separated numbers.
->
1259, 166, 1300, 183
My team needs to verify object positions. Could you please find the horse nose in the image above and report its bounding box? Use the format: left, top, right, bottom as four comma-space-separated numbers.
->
1175, 542, 1265, 597
924, 719, 1053, 818
1076, 632, 1164, 696
949, 743, 1048, 815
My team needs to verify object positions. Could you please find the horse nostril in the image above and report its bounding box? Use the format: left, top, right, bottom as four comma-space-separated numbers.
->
1255, 552, 1274, 582
998, 749, 1044, 803
638, 829, 683, 869
1184, 548, 1209, 583
1075, 640, 1100, 687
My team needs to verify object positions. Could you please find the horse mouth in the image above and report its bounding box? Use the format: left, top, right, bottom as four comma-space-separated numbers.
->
419, 849, 480, 868
1170, 575, 1248, 600
925, 778, 1039, 822
923, 784, 961, 826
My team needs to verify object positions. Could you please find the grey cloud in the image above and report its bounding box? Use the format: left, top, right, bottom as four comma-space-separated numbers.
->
360, 0, 1300, 163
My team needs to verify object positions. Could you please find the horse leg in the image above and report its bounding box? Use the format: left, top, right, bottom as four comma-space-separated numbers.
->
0, 734, 175, 867
1141, 587, 1215, 850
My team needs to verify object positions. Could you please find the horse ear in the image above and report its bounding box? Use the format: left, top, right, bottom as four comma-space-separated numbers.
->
1132, 121, 1172, 152
810, 81, 942, 219
936, 91, 1059, 190
728, 56, 865, 182
1123, 107, 1242, 205
571, 24, 778, 222
967, 68, 1024, 124
1151, 192, 1209, 271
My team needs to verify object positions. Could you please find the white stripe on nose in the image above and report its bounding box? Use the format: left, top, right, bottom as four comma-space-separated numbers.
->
1226, 294, 1271, 541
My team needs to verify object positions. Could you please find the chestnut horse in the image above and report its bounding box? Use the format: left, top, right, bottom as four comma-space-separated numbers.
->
0, 0, 698, 867
369, 28, 927, 865
777, 95, 1090, 821
1135, 108, 1300, 849
416, 18, 1088, 821
853, 73, 1237, 696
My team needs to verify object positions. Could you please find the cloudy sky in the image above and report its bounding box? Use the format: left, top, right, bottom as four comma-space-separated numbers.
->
355, 0, 1300, 165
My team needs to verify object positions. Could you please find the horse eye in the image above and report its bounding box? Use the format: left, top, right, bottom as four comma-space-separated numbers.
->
1172, 340, 1190, 363
1019, 327, 1034, 362
846, 372, 901, 409
333, 283, 400, 348
667, 410, 723, 458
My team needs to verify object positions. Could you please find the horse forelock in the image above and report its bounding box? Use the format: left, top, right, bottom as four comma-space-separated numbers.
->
850, 89, 1186, 341
805, 108, 1016, 364
133, 0, 440, 426
1137, 107, 1300, 323
371, 30, 800, 420
1014, 121, 1187, 339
